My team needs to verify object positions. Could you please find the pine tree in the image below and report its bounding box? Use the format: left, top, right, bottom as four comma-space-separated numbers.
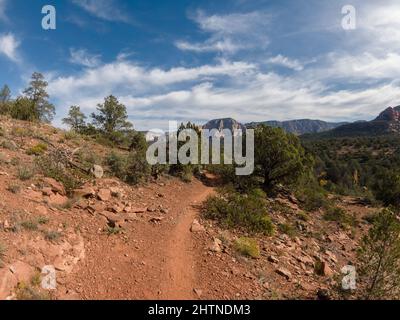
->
22, 72, 55, 122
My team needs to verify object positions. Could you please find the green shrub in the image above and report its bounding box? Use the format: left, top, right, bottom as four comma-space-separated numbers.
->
106, 152, 128, 179
204, 191, 274, 235
27, 143, 48, 156
234, 237, 260, 258
323, 206, 356, 228
295, 185, 328, 211
35, 154, 82, 194
1, 139, 18, 151
17, 166, 35, 181
15, 282, 49, 300
278, 223, 297, 237
43, 230, 61, 241
21, 220, 39, 231
7, 183, 21, 194
358, 208, 400, 299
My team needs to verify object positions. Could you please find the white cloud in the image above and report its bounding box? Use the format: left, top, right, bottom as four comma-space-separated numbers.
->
48, 59, 255, 98
267, 55, 303, 71
325, 52, 400, 80
46, 53, 400, 130
0, 33, 20, 62
176, 11, 271, 54
71, 0, 130, 23
69, 48, 101, 68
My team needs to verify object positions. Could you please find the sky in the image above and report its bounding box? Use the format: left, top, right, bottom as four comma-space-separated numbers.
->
1, 0, 400, 130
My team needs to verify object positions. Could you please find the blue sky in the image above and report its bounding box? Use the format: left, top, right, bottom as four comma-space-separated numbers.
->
1, 0, 400, 130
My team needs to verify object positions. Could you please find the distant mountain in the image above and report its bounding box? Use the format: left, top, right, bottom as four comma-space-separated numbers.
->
203, 118, 246, 132
246, 119, 347, 135
323, 106, 400, 138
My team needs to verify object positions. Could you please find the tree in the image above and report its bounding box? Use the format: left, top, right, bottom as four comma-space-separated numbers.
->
22, 72, 55, 122
91, 95, 132, 139
62, 106, 87, 132
0, 85, 11, 114
10, 97, 37, 121
0, 85, 11, 104
254, 125, 307, 191
372, 169, 400, 207
358, 208, 400, 299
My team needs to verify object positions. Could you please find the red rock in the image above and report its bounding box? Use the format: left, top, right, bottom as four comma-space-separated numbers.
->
73, 187, 95, 198
43, 177, 66, 196
98, 189, 111, 202
48, 193, 69, 206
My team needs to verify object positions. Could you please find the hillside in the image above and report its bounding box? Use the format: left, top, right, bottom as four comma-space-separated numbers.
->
308, 106, 400, 139
0, 116, 375, 300
246, 119, 347, 135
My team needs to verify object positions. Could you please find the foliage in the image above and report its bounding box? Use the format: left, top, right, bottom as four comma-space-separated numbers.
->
91, 95, 132, 139
204, 190, 274, 235
0, 84, 11, 114
27, 143, 48, 156
323, 206, 356, 228
21, 72, 55, 122
62, 105, 87, 132
234, 237, 260, 258
106, 137, 151, 186
17, 166, 35, 181
35, 152, 82, 194
372, 169, 400, 208
357, 208, 400, 300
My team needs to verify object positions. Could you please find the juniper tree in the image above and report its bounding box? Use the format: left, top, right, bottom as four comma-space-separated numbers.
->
62, 105, 87, 132
91, 95, 132, 141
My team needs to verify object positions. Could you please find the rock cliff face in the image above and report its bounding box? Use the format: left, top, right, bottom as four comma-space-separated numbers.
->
328, 106, 400, 137
202, 118, 246, 132
375, 106, 400, 122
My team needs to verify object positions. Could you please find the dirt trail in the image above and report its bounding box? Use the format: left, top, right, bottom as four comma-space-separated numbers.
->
159, 187, 213, 299
68, 179, 214, 300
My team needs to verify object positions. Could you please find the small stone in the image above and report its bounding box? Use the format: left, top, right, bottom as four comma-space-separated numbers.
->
209, 238, 223, 253
268, 255, 279, 264
276, 268, 292, 281
193, 288, 203, 298
190, 219, 205, 232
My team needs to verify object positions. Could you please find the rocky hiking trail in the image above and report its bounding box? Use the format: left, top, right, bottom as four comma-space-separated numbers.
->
68, 178, 215, 300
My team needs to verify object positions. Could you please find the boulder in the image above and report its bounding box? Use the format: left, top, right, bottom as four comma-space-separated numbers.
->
90, 165, 104, 179
190, 219, 205, 232
42, 177, 66, 196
